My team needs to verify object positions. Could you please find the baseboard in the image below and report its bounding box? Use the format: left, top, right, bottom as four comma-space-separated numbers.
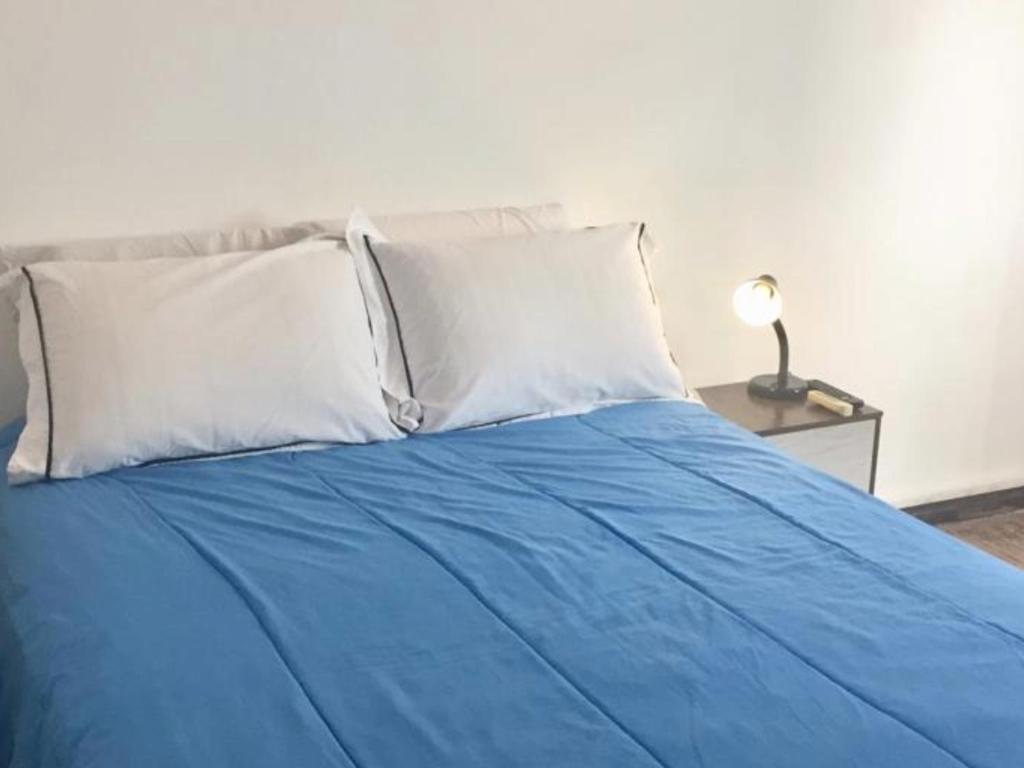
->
904, 486, 1024, 525
891, 473, 1024, 510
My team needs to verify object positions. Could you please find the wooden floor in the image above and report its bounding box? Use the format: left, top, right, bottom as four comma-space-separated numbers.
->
941, 509, 1024, 569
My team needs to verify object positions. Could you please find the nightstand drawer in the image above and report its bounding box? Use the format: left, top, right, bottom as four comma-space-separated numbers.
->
767, 419, 876, 492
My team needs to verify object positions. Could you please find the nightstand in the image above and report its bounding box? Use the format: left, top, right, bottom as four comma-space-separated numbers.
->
696, 382, 883, 493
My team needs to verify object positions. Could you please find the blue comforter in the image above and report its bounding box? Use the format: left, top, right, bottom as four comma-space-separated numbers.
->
1, 401, 1022, 768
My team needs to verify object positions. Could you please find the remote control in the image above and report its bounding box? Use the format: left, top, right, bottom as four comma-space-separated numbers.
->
805, 379, 863, 409
808, 390, 855, 417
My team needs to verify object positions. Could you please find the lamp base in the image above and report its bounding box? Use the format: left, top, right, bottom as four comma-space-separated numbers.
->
748, 373, 808, 401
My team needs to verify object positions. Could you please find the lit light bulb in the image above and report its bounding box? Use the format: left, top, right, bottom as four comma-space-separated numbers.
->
733, 276, 783, 327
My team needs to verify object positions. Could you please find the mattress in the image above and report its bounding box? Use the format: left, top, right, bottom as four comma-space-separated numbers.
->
1, 401, 1022, 767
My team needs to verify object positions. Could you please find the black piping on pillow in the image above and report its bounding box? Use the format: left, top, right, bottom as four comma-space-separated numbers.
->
20, 267, 54, 479
362, 235, 416, 398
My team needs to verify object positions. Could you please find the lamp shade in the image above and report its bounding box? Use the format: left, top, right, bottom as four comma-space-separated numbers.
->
733, 275, 783, 327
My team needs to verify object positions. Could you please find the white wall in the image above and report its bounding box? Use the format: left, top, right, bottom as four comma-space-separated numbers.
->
2, 0, 1022, 505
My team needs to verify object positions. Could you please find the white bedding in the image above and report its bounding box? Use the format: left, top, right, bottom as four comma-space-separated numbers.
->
361, 223, 685, 432
8, 239, 399, 483
0, 204, 567, 427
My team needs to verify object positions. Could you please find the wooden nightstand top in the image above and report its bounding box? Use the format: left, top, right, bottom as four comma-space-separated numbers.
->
696, 382, 882, 437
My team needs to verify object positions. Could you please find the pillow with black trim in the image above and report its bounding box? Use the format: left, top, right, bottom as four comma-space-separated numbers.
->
6, 239, 400, 484
0, 221, 331, 429
361, 222, 684, 433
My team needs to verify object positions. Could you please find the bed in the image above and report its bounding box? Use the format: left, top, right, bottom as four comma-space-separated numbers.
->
2, 399, 1022, 768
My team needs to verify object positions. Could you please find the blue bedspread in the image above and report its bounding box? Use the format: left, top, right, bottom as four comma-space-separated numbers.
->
1, 401, 1022, 768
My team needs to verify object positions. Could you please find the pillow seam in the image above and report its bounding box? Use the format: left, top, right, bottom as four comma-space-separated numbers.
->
348, 242, 411, 434
21, 267, 54, 479
635, 223, 685, 393
362, 236, 417, 399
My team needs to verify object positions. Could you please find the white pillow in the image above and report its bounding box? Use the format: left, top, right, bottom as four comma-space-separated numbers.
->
362, 223, 684, 433
7, 239, 399, 484
0, 223, 329, 428
0, 224, 321, 273
345, 203, 567, 429
310, 202, 566, 245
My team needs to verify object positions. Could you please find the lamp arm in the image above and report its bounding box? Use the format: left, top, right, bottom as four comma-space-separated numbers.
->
771, 319, 790, 386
